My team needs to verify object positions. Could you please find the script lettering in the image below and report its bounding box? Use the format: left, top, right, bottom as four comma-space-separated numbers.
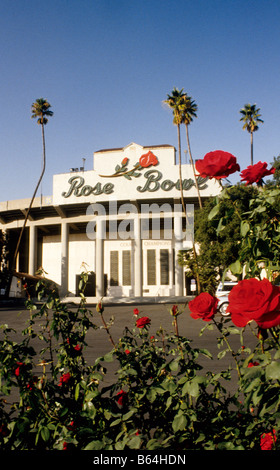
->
62, 173, 208, 198
62, 176, 114, 198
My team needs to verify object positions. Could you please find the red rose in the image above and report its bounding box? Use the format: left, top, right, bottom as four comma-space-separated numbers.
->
133, 308, 139, 316
240, 161, 275, 185
121, 157, 128, 165
116, 389, 128, 406
171, 305, 179, 316
58, 372, 71, 386
195, 150, 240, 179
189, 292, 218, 321
136, 316, 151, 328
27, 376, 39, 391
260, 430, 277, 450
14, 362, 24, 377
139, 151, 158, 168
248, 361, 260, 367
96, 301, 104, 313
228, 278, 280, 329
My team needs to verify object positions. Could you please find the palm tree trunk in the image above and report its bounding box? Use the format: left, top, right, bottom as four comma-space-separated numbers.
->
12, 123, 46, 271
176, 124, 201, 294
251, 131, 253, 166
185, 124, 202, 209
177, 124, 186, 216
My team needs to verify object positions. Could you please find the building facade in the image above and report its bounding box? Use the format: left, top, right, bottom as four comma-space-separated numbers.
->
0, 143, 220, 300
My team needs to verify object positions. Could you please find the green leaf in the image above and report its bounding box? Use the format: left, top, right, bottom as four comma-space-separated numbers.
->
229, 259, 242, 274
240, 221, 250, 237
84, 440, 104, 450
252, 388, 263, 406
41, 426, 50, 442
75, 383, 80, 400
146, 438, 162, 450
46, 299, 54, 309
172, 412, 187, 432
243, 377, 261, 393
181, 379, 200, 397
163, 380, 176, 393
208, 203, 221, 220
110, 418, 122, 427
127, 435, 142, 449
169, 358, 180, 371
216, 217, 226, 235
123, 408, 137, 421
217, 349, 227, 360
188, 380, 199, 397
199, 348, 213, 359
146, 388, 157, 403
103, 352, 114, 362
181, 381, 190, 397
165, 396, 173, 410
115, 441, 125, 450
266, 361, 280, 380
274, 350, 280, 360
104, 409, 112, 420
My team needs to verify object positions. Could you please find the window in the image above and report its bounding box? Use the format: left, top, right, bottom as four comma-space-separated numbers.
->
147, 249, 156, 285
122, 250, 131, 285
160, 249, 169, 285
110, 251, 119, 286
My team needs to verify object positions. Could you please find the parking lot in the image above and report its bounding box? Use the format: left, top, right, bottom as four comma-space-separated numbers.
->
0, 300, 258, 389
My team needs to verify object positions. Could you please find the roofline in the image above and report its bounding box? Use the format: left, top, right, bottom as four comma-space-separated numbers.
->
94, 144, 175, 154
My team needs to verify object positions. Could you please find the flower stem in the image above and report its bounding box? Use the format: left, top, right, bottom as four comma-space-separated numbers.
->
212, 318, 241, 380
100, 312, 115, 347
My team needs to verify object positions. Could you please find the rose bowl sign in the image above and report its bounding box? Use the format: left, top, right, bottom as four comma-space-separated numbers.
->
52, 145, 219, 205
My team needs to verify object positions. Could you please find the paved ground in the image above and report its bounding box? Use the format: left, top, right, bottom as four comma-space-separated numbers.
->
0, 299, 258, 390
0, 300, 261, 461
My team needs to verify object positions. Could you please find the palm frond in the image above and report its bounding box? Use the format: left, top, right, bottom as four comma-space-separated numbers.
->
31, 98, 53, 125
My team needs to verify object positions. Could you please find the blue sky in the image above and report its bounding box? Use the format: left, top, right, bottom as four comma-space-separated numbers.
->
0, 0, 279, 201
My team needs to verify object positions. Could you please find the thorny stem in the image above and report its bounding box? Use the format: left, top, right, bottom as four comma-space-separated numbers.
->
173, 316, 179, 337
212, 318, 242, 380
100, 312, 115, 347
44, 309, 54, 375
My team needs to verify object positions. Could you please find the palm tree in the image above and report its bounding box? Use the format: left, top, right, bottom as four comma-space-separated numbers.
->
13, 98, 53, 270
163, 88, 186, 213
181, 94, 202, 209
163, 88, 201, 293
239, 103, 263, 166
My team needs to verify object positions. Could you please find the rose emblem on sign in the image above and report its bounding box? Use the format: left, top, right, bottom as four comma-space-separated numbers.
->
139, 151, 159, 168
99, 151, 159, 179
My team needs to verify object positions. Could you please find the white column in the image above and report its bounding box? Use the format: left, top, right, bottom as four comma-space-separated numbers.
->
134, 213, 142, 297
29, 225, 37, 276
174, 213, 184, 296
61, 222, 69, 296
95, 218, 105, 298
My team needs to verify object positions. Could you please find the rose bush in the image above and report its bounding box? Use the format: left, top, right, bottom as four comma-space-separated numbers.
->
1, 271, 280, 451
187, 148, 280, 450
